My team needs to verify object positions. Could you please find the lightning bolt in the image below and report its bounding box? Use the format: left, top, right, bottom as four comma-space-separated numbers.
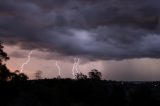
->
20, 51, 33, 73
55, 61, 61, 77
72, 57, 80, 79
72, 58, 76, 79
75, 58, 80, 74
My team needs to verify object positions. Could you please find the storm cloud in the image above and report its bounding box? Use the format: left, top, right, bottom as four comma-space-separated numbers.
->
1, 0, 160, 60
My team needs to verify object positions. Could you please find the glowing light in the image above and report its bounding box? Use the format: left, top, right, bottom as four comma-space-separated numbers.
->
56, 61, 61, 77
72, 57, 80, 79
72, 59, 76, 79
20, 51, 33, 73
75, 58, 80, 74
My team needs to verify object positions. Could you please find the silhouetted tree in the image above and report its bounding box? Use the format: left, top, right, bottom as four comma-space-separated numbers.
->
7, 70, 28, 81
0, 43, 10, 81
18, 73, 29, 81
0, 43, 28, 81
0, 64, 11, 81
0, 43, 9, 64
7, 72, 18, 81
35, 70, 42, 79
88, 69, 102, 80
14, 70, 20, 74
75, 72, 88, 80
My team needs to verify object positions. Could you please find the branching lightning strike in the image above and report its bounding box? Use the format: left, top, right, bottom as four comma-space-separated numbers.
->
56, 61, 61, 77
75, 58, 80, 74
20, 51, 33, 73
72, 59, 76, 79
72, 57, 80, 79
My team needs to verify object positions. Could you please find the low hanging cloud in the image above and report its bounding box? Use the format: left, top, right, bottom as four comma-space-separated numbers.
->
1, 0, 160, 60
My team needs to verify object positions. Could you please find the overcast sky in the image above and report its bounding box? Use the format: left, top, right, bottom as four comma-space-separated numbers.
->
1, 0, 160, 80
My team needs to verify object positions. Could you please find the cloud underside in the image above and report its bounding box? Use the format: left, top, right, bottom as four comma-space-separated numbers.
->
1, 0, 160, 60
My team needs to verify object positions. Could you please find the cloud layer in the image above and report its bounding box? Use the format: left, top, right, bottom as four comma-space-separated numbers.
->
1, 0, 160, 60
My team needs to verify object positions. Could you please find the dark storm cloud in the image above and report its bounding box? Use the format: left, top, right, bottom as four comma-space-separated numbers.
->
1, 0, 160, 60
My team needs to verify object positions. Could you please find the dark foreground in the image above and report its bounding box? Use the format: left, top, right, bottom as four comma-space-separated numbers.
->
0, 79, 160, 106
